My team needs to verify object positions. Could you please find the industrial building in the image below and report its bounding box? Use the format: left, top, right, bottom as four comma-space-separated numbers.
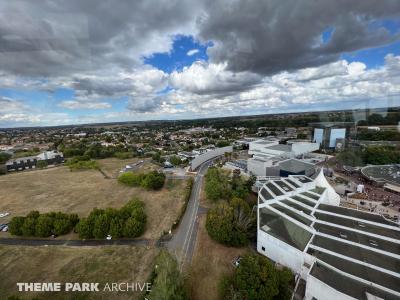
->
257, 170, 400, 300
247, 139, 319, 176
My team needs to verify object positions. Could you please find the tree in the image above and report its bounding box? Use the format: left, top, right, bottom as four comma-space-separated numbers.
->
35, 215, 54, 237
123, 217, 144, 237
93, 214, 110, 239
53, 218, 72, 236
220, 254, 293, 300
206, 198, 254, 246
109, 218, 124, 238
8, 217, 25, 236
75, 218, 93, 239
141, 171, 165, 190
21, 217, 37, 236
204, 168, 231, 201
148, 250, 188, 300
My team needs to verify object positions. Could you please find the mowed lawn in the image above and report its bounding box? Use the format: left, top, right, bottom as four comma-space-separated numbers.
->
0, 158, 188, 239
0, 245, 157, 300
189, 215, 251, 300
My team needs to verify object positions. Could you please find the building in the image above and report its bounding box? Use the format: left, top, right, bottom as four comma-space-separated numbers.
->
247, 139, 319, 176
310, 122, 355, 149
6, 150, 64, 172
257, 170, 400, 300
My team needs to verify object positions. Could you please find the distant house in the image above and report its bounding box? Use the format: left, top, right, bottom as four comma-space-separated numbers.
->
5, 150, 64, 172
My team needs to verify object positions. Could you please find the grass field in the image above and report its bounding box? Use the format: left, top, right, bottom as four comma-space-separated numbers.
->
189, 215, 251, 300
0, 245, 157, 300
0, 158, 187, 239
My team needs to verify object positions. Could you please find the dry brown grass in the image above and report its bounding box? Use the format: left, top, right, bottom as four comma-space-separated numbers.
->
188, 215, 251, 300
0, 245, 158, 300
0, 159, 187, 239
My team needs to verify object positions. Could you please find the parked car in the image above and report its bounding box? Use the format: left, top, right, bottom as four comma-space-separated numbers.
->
0, 212, 10, 218
106, 235, 112, 240
0, 224, 8, 231
1, 225, 8, 232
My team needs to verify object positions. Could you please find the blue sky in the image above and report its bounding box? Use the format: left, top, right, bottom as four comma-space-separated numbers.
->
1, 1, 400, 127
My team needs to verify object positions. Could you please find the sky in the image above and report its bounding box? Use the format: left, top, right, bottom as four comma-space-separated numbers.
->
0, 1, 400, 127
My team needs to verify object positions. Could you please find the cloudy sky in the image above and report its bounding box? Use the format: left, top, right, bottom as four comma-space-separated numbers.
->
1, 0, 400, 127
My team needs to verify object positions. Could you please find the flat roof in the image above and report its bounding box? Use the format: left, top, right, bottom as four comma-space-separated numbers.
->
314, 212, 400, 240
313, 223, 400, 255
311, 235, 400, 274
308, 249, 400, 293
265, 144, 292, 152
310, 262, 399, 300
279, 159, 315, 173
317, 204, 399, 227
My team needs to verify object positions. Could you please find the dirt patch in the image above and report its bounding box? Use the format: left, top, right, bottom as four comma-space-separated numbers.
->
0, 245, 158, 300
189, 215, 251, 300
0, 163, 187, 240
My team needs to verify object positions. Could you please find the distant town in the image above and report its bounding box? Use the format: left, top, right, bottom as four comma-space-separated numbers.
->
0, 107, 399, 299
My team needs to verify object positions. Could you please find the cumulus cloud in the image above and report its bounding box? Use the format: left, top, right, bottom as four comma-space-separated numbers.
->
0, 0, 399, 126
187, 49, 199, 56
197, 0, 400, 75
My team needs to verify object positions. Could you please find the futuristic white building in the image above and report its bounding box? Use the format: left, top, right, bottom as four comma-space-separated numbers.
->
257, 170, 400, 300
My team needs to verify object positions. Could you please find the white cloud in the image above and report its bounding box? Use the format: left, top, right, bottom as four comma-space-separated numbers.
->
58, 101, 111, 110
187, 49, 199, 56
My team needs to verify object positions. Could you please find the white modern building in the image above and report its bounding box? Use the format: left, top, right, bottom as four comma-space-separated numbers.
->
248, 139, 319, 176
257, 170, 400, 300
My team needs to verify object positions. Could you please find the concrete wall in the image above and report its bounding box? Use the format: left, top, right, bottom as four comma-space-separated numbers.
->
190, 146, 233, 170
291, 142, 320, 156
305, 274, 356, 300
257, 230, 305, 274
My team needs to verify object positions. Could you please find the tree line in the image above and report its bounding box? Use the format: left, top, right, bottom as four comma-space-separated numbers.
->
76, 198, 146, 239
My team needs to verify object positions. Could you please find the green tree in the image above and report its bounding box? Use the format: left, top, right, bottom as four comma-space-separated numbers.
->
35, 215, 54, 237
220, 254, 293, 300
53, 218, 72, 236
8, 216, 25, 236
141, 171, 165, 190
93, 214, 110, 239
206, 198, 254, 246
21, 217, 37, 236
109, 218, 124, 238
148, 250, 188, 300
123, 217, 144, 237
76, 217, 93, 239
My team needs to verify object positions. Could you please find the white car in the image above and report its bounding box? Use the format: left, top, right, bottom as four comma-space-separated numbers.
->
2, 226, 8, 232
106, 235, 112, 240
0, 213, 9, 218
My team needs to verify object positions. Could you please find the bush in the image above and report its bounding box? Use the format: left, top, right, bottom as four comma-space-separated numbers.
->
220, 254, 293, 300
114, 152, 133, 159
172, 178, 194, 230
75, 198, 146, 239
118, 170, 166, 190
8, 211, 78, 237
206, 198, 255, 247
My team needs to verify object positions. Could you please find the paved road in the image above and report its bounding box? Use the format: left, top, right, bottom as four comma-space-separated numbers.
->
0, 238, 150, 247
166, 160, 212, 270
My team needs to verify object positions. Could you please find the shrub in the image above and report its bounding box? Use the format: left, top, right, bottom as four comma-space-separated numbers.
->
36, 160, 48, 169
75, 198, 146, 239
